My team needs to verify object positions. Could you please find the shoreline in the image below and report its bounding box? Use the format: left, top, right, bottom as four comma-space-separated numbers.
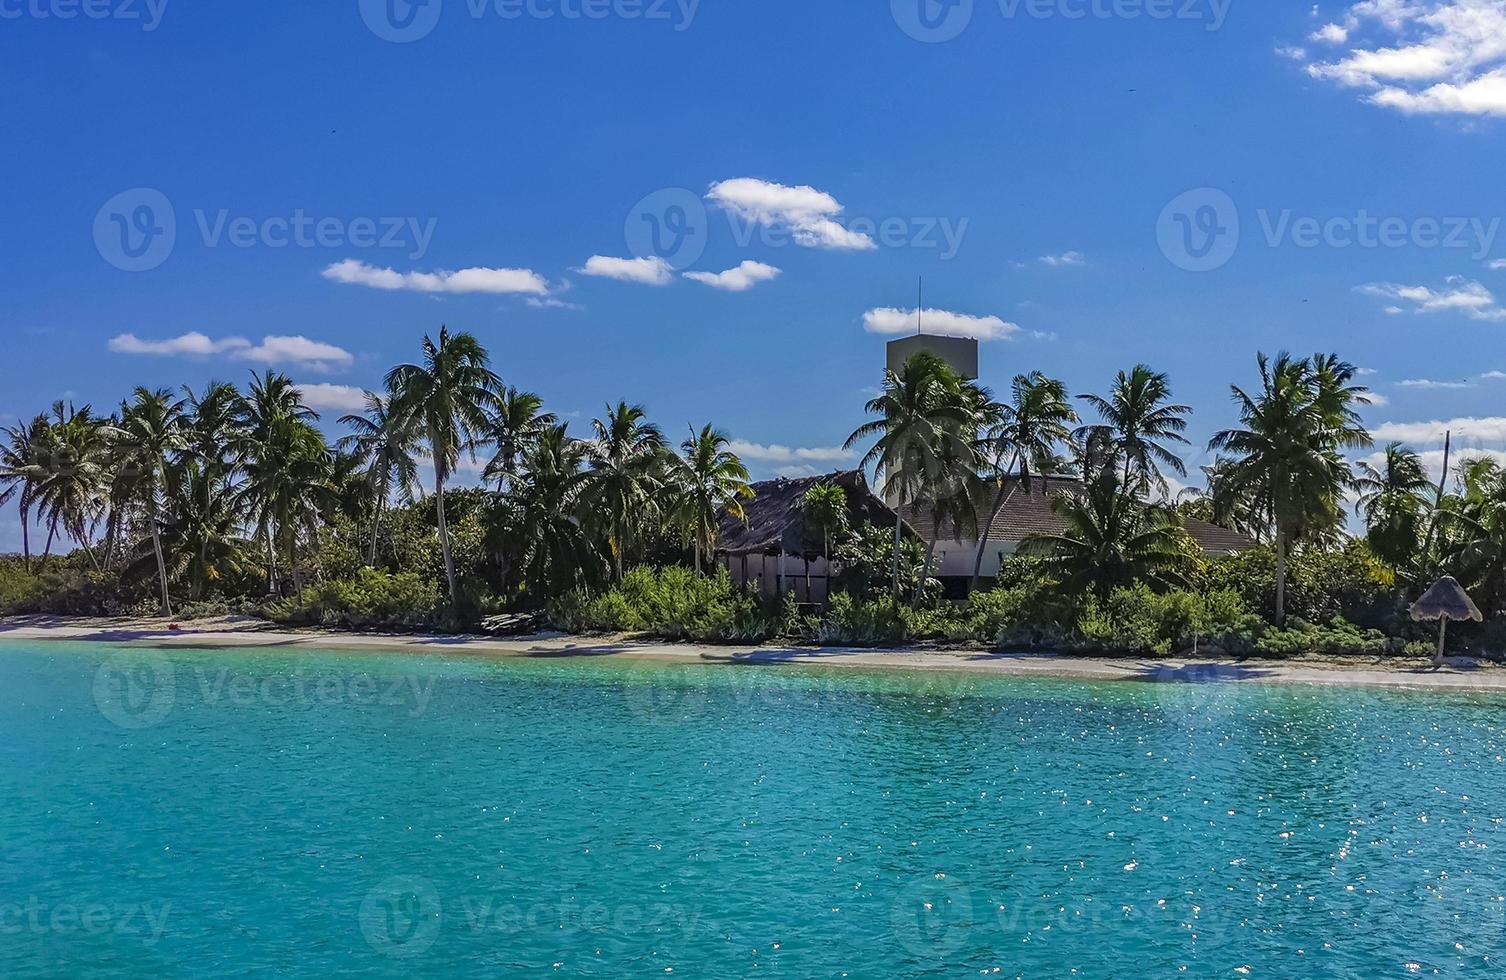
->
2, 614, 1503, 694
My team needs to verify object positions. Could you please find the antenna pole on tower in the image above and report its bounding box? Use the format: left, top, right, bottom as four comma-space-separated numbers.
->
917, 277, 923, 336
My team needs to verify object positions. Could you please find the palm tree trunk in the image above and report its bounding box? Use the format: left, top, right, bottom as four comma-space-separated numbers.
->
149, 507, 172, 616
1274, 529, 1287, 627
39, 520, 56, 572
1434, 618, 1448, 667
804, 555, 812, 603
434, 468, 457, 604
368, 494, 384, 567
890, 508, 903, 601
822, 532, 831, 609
970, 481, 1011, 594
19, 510, 30, 573
913, 539, 938, 611
288, 527, 304, 599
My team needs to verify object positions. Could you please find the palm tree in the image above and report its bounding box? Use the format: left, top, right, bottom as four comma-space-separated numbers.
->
1208, 353, 1370, 624
29, 403, 113, 568
587, 401, 667, 581
146, 460, 254, 600
1356, 443, 1433, 574
1438, 458, 1506, 616
112, 388, 188, 614
971, 372, 1078, 592
0, 416, 47, 570
338, 389, 423, 566
1076, 364, 1191, 497
845, 352, 972, 600
671, 424, 753, 573
510, 424, 608, 600
801, 481, 848, 606
238, 414, 333, 597
387, 327, 501, 604
481, 387, 556, 493
1018, 468, 1196, 595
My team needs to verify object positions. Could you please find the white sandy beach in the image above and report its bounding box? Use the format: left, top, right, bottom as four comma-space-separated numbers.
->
2, 614, 1504, 694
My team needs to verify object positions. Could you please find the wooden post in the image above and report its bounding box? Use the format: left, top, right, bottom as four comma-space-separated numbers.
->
1435, 619, 1448, 668
777, 552, 785, 598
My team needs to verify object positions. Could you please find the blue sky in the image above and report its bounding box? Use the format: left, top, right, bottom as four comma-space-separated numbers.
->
4, 0, 1506, 549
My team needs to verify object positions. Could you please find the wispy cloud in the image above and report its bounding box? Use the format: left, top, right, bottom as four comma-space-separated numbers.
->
1398, 377, 1477, 389
1373, 416, 1506, 444
683, 261, 782, 292
322, 259, 550, 296
862, 307, 1020, 342
1302, 1, 1506, 117
577, 255, 674, 285
109, 332, 354, 371
706, 178, 876, 251
728, 440, 855, 464
1039, 250, 1085, 267
1357, 277, 1506, 320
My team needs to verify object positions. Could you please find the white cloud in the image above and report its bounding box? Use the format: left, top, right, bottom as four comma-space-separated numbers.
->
296, 383, 369, 414
1039, 250, 1085, 267
109, 331, 241, 357
1366, 390, 1392, 405
1357, 277, 1506, 320
1303, 1, 1506, 117
577, 255, 674, 285
1483, 369, 1506, 378
683, 261, 782, 292
728, 440, 855, 464
1277, 44, 1311, 59
322, 259, 550, 296
1398, 377, 1477, 388
109, 332, 354, 371
1373, 415, 1506, 443
1366, 447, 1506, 483
705, 178, 877, 251
1489, 258, 1506, 269
1311, 22, 1351, 43
862, 307, 1021, 342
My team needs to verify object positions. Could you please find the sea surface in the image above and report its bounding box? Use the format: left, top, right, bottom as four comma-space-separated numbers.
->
1, 638, 1503, 977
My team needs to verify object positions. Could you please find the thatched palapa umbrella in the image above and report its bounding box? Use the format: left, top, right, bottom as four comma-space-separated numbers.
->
1410, 576, 1483, 667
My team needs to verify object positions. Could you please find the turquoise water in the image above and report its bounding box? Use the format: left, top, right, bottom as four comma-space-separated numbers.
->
1, 641, 1504, 977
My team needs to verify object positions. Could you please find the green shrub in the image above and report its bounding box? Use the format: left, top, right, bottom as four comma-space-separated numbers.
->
547, 566, 780, 644
262, 569, 443, 629
817, 593, 909, 646
1209, 615, 1402, 658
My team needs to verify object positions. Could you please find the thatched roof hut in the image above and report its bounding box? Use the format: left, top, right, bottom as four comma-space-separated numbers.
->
1410, 576, 1484, 624
715, 470, 910, 558
1410, 576, 1483, 667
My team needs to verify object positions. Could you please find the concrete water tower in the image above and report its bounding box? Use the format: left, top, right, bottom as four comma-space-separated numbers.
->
885, 334, 979, 380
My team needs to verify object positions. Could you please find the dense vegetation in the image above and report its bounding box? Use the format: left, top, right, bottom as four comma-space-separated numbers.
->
1, 329, 1503, 659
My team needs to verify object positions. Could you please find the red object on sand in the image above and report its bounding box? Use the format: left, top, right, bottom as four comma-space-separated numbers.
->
168, 623, 181, 631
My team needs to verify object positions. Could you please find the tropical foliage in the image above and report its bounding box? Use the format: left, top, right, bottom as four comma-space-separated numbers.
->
2, 335, 1504, 659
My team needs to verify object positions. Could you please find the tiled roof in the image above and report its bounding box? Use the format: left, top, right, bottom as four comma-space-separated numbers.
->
900, 476, 1257, 554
